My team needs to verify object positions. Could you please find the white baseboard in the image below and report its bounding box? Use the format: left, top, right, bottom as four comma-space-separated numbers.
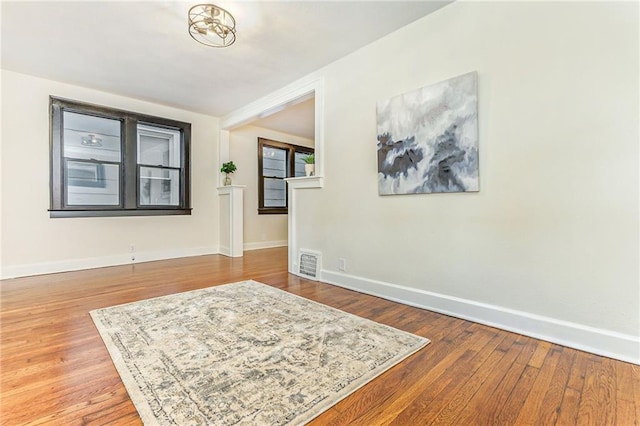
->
320, 269, 640, 365
244, 240, 288, 251
0, 246, 219, 279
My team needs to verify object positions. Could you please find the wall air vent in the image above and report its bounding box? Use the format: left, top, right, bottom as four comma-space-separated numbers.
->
298, 249, 321, 281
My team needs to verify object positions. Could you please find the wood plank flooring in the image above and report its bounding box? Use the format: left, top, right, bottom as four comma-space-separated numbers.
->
1, 248, 638, 425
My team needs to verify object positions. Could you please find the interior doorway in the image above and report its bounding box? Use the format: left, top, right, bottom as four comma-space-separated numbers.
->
219, 78, 325, 273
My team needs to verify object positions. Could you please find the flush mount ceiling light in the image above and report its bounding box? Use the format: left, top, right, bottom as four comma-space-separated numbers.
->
188, 4, 236, 48
81, 134, 102, 147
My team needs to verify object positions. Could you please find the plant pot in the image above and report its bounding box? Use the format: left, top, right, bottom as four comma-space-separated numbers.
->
304, 164, 315, 177
223, 175, 232, 186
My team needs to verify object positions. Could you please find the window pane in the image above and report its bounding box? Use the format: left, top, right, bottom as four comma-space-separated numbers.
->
63, 111, 121, 162
139, 167, 180, 206
66, 161, 119, 205
138, 124, 181, 167
262, 146, 286, 178
294, 152, 308, 177
264, 178, 286, 207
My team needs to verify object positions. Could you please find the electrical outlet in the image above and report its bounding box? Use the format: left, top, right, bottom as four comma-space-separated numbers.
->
338, 258, 346, 272
130, 244, 135, 253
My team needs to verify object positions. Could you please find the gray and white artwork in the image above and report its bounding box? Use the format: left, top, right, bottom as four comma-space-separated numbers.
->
377, 71, 479, 195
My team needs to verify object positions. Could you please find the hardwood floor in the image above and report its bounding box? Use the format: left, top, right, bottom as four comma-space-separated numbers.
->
1, 247, 638, 425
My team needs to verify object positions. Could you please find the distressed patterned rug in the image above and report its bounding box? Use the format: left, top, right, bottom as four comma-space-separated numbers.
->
90, 280, 429, 425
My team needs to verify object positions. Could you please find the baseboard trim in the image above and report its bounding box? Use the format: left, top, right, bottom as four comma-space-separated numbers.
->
1, 246, 220, 279
320, 269, 640, 365
244, 240, 288, 251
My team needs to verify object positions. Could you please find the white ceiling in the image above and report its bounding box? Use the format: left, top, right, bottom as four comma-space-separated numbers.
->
250, 97, 315, 139
1, 0, 451, 136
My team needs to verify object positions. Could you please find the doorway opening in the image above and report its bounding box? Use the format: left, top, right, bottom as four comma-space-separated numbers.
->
219, 79, 325, 273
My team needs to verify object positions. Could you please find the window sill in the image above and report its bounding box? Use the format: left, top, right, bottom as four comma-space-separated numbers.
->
258, 207, 288, 215
49, 209, 192, 218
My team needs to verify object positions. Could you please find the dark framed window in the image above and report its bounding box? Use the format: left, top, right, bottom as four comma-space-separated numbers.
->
258, 138, 313, 215
49, 97, 191, 218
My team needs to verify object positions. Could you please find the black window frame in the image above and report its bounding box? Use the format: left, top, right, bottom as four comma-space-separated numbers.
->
257, 137, 313, 215
49, 97, 191, 218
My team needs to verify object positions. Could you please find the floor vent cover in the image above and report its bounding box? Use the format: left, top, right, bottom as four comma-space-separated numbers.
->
298, 250, 321, 280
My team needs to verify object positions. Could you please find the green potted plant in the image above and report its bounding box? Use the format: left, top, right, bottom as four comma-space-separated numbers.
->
303, 154, 315, 177
220, 161, 237, 186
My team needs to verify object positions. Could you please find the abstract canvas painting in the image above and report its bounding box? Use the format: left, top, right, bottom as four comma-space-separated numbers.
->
377, 71, 479, 195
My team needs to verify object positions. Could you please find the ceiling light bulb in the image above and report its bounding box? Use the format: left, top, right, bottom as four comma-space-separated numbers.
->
81, 134, 103, 147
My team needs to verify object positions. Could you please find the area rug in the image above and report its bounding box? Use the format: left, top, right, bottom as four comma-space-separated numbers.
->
90, 280, 429, 425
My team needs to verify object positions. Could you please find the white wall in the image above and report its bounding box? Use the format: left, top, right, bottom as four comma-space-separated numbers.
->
277, 2, 638, 361
229, 125, 313, 250
1, 71, 220, 278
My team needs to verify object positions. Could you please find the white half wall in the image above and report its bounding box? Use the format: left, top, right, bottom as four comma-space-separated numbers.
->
256, 2, 640, 362
0, 71, 220, 278
229, 125, 313, 250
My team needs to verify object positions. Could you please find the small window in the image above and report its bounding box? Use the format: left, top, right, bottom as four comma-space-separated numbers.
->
258, 138, 313, 214
50, 97, 191, 217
